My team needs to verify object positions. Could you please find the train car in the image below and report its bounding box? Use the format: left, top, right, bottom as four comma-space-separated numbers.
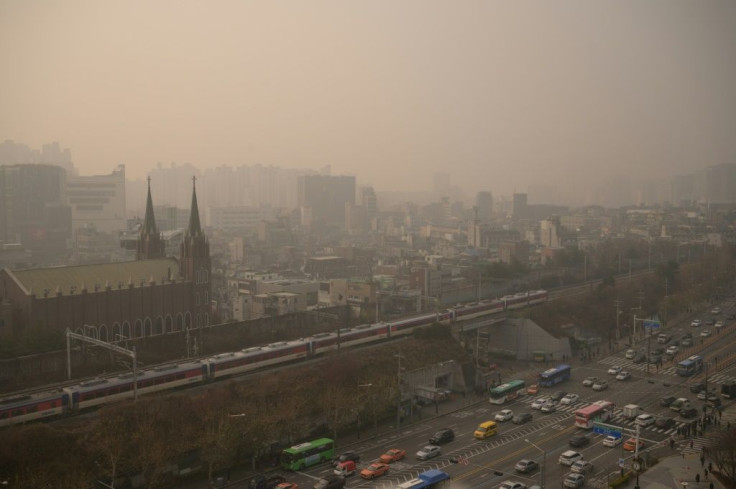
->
338, 323, 390, 348
503, 290, 548, 310
64, 360, 207, 412
388, 312, 443, 337
454, 299, 505, 320
0, 390, 69, 428
208, 339, 311, 380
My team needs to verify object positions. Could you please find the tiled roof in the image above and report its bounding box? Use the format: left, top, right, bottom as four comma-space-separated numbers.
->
9, 258, 180, 296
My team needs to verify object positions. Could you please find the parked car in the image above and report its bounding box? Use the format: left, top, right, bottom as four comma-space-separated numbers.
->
582, 376, 598, 387
563, 473, 585, 489
560, 393, 579, 405
603, 435, 622, 447
495, 409, 514, 422
360, 463, 389, 480
379, 449, 406, 464
655, 417, 676, 430
660, 396, 677, 407
623, 438, 645, 452
416, 445, 441, 460
592, 380, 609, 391
616, 371, 631, 381
569, 435, 590, 448
558, 450, 583, 466
429, 429, 455, 445
515, 459, 539, 474
571, 460, 595, 475
513, 413, 533, 425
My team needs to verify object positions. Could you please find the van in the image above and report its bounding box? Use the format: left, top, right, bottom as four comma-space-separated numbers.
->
473, 420, 498, 440
670, 398, 690, 412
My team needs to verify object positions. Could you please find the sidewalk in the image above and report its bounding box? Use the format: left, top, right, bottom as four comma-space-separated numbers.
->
638, 452, 730, 489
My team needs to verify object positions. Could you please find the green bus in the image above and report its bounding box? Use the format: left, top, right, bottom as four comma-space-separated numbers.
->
489, 379, 525, 405
281, 438, 335, 471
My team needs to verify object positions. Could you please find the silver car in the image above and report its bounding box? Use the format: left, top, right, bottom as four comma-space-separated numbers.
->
416, 445, 441, 460
563, 473, 585, 488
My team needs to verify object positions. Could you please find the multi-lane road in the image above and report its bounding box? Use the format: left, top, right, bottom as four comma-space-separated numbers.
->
276, 304, 736, 489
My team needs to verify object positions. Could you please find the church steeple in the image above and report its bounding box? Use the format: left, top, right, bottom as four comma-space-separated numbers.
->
180, 176, 211, 327
186, 176, 203, 238
137, 177, 165, 260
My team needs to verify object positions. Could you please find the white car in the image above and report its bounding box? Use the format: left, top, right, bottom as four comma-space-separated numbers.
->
701, 330, 712, 338
564, 473, 585, 489
691, 319, 702, 327
498, 481, 527, 489
615, 371, 631, 381
666, 345, 679, 355
715, 320, 724, 330
636, 413, 656, 427
416, 445, 441, 460
540, 402, 557, 413
571, 460, 595, 475
558, 450, 582, 466
607, 366, 622, 375
625, 349, 636, 359
603, 435, 622, 447
711, 307, 721, 315
592, 380, 609, 391
531, 397, 551, 410
582, 376, 598, 387
560, 393, 579, 405
495, 409, 513, 422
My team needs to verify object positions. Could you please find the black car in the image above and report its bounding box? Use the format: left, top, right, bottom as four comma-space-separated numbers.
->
332, 451, 360, 467
708, 396, 722, 408
680, 407, 699, 419
314, 476, 345, 489
569, 435, 591, 448
655, 417, 676, 429
727, 314, 735, 320
551, 391, 567, 402
429, 428, 455, 445
512, 413, 533, 425
633, 354, 647, 364
660, 396, 677, 407
249, 475, 286, 489
690, 382, 706, 394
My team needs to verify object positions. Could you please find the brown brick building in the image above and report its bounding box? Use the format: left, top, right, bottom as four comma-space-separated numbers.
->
0, 179, 211, 341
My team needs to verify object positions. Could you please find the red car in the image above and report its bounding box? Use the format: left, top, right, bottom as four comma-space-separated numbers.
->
360, 463, 389, 480
379, 448, 406, 464
527, 384, 539, 395
623, 438, 645, 452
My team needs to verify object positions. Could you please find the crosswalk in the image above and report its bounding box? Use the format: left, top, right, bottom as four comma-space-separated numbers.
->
513, 395, 689, 437
598, 352, 736, 383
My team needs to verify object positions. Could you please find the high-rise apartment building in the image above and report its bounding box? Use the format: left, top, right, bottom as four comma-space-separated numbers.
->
66, 165, 126, 234
475, 191, 493, 221
298, 175, 356, 228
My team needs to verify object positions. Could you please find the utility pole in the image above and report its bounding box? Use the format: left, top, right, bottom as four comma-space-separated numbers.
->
614, 298, 623, 341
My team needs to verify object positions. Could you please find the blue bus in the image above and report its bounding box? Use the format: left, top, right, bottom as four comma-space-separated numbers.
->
538, 364, 572, 387
398, 470, 451, 489
676, 355, 703, 377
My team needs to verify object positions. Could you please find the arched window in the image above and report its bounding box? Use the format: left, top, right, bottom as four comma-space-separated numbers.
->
99, 324, 108, 342
154, 316, 163, 335
144, 318, 153, 337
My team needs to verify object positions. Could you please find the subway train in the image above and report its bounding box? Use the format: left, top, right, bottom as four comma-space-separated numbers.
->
0, 289, 548, 428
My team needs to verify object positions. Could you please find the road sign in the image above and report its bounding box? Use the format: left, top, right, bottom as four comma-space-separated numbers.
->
618, 458, 625, 468
593, 422, 622, 438
643, 320, 661, 330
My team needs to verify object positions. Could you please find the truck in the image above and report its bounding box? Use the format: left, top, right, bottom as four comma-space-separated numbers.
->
721, 381, 736, 399
622, 404, 642, 419
397, 469, 451, 489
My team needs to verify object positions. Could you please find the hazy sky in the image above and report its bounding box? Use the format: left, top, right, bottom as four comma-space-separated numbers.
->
2, 1, 735, 197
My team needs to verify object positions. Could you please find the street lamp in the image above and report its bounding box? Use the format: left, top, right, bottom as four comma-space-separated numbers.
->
524, 439, 545, 489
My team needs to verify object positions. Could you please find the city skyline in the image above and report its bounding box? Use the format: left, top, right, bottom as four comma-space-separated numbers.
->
2, 1, 736, 201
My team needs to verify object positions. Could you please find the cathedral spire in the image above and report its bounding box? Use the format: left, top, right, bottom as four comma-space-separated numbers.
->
187, 176, 202, 237
142, 177, 158, 236
137, 176, 165, 260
